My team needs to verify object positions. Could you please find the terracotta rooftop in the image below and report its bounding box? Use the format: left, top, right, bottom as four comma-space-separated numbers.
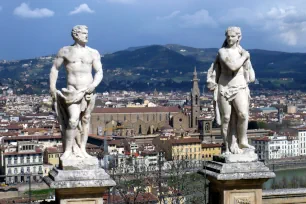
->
170, 138, 201, 145
93, 106, 180, 114
201, 143, 223, 148
45, 146, 63, 153
3, 135, 61, 141
4, 148, 43, 155
108, 139, 125, 147
252, 136, 270, 141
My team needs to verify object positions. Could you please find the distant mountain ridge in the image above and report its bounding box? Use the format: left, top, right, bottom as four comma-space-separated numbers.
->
0, 44, 306, 94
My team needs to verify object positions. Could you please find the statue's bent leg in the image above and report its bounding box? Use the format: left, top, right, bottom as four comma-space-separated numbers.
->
232, 89, 254, 149
218, 95, 232, 154
80, 94, 96, 158
61, 104, 81, 159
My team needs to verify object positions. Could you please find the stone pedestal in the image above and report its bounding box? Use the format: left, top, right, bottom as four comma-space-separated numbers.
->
199, 149, 275, 204
44, 156, 116, 204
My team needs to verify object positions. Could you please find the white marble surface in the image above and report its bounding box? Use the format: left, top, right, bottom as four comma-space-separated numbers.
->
49, 25, 103, 163
207, 26, 256, 155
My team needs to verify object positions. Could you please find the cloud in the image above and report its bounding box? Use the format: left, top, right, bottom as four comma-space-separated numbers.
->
106, 0, 136, 4
13, 3, 54, 18
157, 10, 180, 20
180, 9, 217, 28
261, 6, 306, 46
69, 4, 94, 15
219, 7, 260, 25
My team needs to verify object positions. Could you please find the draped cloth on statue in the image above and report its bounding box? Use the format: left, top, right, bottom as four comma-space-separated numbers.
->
53, 87, 95, 158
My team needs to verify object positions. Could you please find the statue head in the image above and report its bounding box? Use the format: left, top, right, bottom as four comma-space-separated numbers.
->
71, 25, 88, 44
222, 26, 242, 48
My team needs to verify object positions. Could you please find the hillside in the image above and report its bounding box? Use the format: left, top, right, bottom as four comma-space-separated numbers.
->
1, 44, 306, 94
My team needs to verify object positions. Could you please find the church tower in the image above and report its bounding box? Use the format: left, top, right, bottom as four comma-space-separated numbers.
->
191, 67, 200, 129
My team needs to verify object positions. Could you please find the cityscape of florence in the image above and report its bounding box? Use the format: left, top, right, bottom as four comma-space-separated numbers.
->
1, 0, 306, 203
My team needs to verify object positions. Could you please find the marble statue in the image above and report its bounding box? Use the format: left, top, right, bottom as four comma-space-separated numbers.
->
50, 25, 103, 160
207, 26, 255, 155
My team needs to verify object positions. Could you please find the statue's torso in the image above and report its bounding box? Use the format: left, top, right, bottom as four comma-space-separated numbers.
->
218, 48, 246, 87
62, 46, 95, 90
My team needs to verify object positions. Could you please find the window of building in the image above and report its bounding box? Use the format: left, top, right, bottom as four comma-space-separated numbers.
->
8, 168, 11, 174
14, 168, 17, 174
33, 166, 36, 173
27, 167, 30, 173
195, 95, 198, 105
124, 115, 126, 121
159, 114, 162, 121
21, 167, 24, 174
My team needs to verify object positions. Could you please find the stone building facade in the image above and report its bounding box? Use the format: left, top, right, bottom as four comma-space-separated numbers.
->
90, 107, 184, 136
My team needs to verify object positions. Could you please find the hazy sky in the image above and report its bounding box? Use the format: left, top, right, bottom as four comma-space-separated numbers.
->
2, 0, 306, 60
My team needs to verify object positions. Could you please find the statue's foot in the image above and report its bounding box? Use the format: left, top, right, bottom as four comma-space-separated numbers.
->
230, 141, 243, 154
231, 147, 243, 154
239, 143, 255, 149
61, 151, 72, 160
222, 151, 232, 155
81, 149, 92, 158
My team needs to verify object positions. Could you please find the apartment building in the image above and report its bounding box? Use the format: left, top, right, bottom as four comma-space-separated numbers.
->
0, 141, 44, 184
252, 134, 300, 161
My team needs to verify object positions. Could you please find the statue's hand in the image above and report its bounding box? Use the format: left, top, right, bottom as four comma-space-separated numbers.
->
86, 84, 95, 93
50, 88, 57, 100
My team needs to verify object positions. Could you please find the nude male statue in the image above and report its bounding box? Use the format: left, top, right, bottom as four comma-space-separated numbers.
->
50, 25, 103, 160
207, 27, 255, 154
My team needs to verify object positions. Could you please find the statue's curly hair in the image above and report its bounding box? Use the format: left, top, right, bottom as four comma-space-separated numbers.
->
71, 25, 88, 41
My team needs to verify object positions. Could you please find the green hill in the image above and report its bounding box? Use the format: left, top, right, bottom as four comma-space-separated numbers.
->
1, 44, 306, 93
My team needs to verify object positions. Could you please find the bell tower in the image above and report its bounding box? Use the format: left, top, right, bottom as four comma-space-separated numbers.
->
191, 67, 200, 129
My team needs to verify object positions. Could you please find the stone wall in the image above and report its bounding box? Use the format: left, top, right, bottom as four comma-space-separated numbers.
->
263, 188, 306, 203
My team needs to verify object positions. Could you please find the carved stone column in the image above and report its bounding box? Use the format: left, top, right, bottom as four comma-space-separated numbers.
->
199, 149, 275, 204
